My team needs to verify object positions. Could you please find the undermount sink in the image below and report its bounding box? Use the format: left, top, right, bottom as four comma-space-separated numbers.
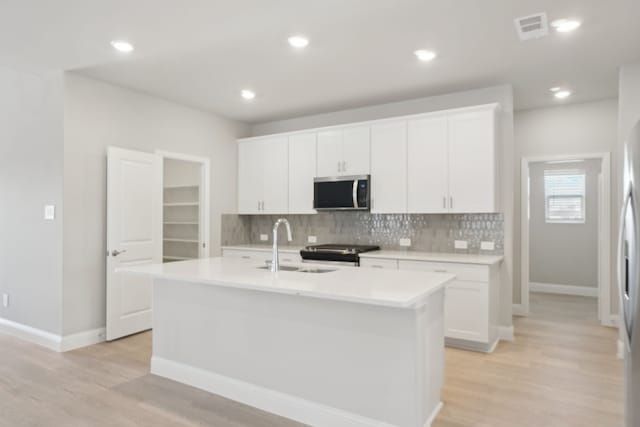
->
257, 265, 336, 274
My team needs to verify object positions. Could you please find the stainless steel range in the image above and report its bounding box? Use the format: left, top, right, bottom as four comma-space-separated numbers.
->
300, 244, 380, 266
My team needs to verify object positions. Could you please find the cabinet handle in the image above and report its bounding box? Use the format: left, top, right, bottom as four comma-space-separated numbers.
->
443, 196, 446, 209
343, 161, 347, 172
337, 161, 341, 173
372, 265, 384, 269
449, 196, 453, 209
434, 269, 448, 273
257, 201, 261, 211
241, 256, 251, 259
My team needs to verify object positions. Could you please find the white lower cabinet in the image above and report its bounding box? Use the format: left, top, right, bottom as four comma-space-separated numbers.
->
362, 257, 500, 352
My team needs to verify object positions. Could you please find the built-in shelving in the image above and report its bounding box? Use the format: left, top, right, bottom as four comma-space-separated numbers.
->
163, 177, 201, 263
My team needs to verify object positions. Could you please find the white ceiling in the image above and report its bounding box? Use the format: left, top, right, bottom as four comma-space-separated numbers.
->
2, 0, 639, 123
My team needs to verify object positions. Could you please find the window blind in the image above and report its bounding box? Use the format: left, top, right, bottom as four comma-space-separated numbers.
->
543, 169, 586, 223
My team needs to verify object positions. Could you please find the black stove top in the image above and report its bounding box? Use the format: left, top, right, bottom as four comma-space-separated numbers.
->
300, 244, 380, 264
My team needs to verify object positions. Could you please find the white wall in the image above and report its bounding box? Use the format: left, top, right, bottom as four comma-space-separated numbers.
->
529, 159, 601, 288
514, 99, 619, 309
0, 66, 65, 334
62, 73, 249, 335
251, 85, 515, 329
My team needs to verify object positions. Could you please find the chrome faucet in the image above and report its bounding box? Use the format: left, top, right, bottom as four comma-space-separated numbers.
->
271, 218, 293, 272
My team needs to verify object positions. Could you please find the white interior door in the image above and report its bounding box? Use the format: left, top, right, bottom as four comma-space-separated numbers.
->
107, 147, 162, 341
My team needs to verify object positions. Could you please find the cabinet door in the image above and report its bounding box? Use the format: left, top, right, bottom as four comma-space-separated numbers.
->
370, 121, 407, 213
238, 141, 264, 214
342, 126, 370, 176
444, 281, 489, 342
317, 130, 342, 177
448, 110, 497, 213
407, 116, 449, 213
261, 137, 289, 213
289, 133, 317, 214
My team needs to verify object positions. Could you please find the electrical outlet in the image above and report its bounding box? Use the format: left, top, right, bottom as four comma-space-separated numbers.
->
2, 293, 9, 308
454, 240, 468, 250
481, 241, 495, 251
308, 235, 317, 243
399, 238, 412, 247
259, 234, 268, 241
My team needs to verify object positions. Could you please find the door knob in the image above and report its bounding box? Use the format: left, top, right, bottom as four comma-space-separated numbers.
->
111, 249, 127, 257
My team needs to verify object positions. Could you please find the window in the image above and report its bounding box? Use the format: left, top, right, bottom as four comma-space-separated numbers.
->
544, 169, 586, 223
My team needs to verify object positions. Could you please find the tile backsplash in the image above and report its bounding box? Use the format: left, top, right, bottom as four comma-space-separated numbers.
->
221, 212, 503, 255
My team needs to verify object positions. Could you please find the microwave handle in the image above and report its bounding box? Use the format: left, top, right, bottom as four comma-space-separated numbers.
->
352, 179, 359, 209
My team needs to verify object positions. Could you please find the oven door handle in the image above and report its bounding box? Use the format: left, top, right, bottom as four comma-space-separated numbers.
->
352, 179, 359, 209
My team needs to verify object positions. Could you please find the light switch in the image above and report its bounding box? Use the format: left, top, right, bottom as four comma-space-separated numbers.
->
259, 234, 268, 241
399, 238, 412, 247
44, 205, 55, 220
308, 236, 317, 243
454, 240, 468, 249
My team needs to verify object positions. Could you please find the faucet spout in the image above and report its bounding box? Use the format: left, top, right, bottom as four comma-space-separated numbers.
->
271, 218, 293, 272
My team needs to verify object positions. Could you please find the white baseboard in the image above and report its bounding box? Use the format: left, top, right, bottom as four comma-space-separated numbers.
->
618, 339, 625, 360
0, 317, 105, 352
498, 326, 514, 341
60, 327, 106, 352
0, 317, 62, 351
512, 304, 527, 316
152, 356, 442, 427
530, 282, 598, 297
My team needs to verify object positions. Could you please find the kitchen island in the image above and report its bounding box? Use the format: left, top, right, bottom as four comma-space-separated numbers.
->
120, 257, 454, 427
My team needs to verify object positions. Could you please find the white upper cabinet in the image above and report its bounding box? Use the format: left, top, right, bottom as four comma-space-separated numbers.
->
317, 130, 343, 177
289, 133, 317, 214
370, 121, 407, 213
448, 109, 497, 213
238, 140, 264, 214
238, 137, 288, 214
407, 116, 449, 213
317, 126, 370, 177
342, 126, 370, 176
237, 103, 499, 215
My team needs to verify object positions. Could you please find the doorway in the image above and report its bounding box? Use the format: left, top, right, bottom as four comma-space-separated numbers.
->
158, 151, 210, 262
520, 153, 613, 326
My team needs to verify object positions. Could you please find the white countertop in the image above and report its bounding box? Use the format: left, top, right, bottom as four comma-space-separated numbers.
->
120, 257, 454, 309
359, 250, 503, 265
222, 244, 303, 254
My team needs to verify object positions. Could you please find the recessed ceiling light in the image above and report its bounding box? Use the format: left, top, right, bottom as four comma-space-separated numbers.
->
549, 87, 561, 92
241, 89, 256, 100
288, 36, 309, 48
414, 50, 437, 62
554, 90, 572, 99
110, 40, 134, 53
550, 19, 581, 33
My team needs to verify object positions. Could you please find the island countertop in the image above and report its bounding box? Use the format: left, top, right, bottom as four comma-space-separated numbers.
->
120, 257, 454, 309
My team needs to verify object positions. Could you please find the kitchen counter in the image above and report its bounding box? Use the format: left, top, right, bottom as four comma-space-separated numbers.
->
120, 257, 449, 427
359, 250, 503, 265
121, 256, 453, 308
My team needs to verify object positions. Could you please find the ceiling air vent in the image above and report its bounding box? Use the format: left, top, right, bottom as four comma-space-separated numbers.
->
514, 13, 549, 40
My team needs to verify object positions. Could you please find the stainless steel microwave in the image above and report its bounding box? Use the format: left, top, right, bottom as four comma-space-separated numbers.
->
313, 175, 370, 211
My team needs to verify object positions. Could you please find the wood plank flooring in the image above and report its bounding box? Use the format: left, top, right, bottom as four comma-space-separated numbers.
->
0, 293, 622, 427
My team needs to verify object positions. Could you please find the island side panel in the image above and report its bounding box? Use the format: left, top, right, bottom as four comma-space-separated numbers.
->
151, 278, 444, 427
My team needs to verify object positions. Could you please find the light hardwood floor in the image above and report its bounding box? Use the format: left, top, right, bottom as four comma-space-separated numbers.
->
0, 293, 622, 427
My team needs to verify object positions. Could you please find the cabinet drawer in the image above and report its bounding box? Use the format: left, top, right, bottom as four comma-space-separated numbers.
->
398, 260, 488, 282
359, 258, 399, 269
222, 249, 301, 264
